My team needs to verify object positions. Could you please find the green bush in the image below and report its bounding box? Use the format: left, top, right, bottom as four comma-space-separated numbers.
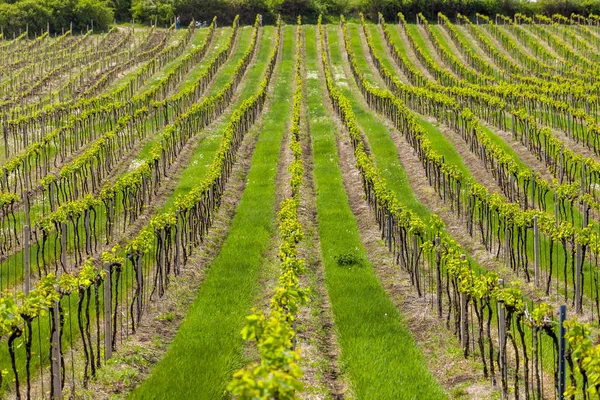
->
334, 252, 363, 266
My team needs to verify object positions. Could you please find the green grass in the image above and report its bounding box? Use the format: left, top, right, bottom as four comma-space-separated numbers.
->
130, 25, 295, 399
306, 25, 446, 399
159, 26, 276, 212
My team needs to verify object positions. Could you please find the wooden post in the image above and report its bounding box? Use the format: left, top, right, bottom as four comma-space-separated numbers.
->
531, 174, 536, 209
51, 301, 62, 399
497, 279, 507, 399
575, 201, 587, 314
84, 209, 91, 255
576, 241, 582, 313
581, 163, 586, 196
103, 262, 112, 361
558, 305, 567, 399
387, 210, 392, 252
466, 183, 472, 233
534, 215, 540, 287
413, 234, 420, 294
24, 224, 30, 294
174, 212, 181, 275
442, 156, 446, 201
435, 236, 442, 317
510, 174, 515, 202
554, 192, 559, 226
460, 254, 468, 356
159, 230, 166, 295
136, 255, 143, 323
559, 148, 564, 183
61, 223, 67, 272
504, 218, 510, 267
2, 115, 7, 160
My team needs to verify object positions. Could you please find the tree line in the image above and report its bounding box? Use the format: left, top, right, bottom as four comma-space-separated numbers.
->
2, 0, 600, 37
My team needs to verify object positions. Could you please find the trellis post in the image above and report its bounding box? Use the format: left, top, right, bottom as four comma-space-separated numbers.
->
387, 210, 392, 252
24, 190, 30, 294
51, 301, 62, 399
435, 236, 442, 317
466, 183, 471, 233
442, 156, 446, 201
559, 148, 564, 183
175, 211, 182, 275
136, 255, 143, 323
554, 192, 559, 226
61, 223, 67, 271
24, 224, 30, 294
576, 242, 583, 313
575, 201, 588, 314
531, 174, 536, 209
582, 164, 586, 196
159, 229, 167, 295
85, 209, 91, 255
413, 234, 420, 295
104, 262, 112, 361
460, 254, 468, 356
504, 218, 510, 267
497, 279, 508, 399
534, 215, 540, 287
558, 305, 567, 400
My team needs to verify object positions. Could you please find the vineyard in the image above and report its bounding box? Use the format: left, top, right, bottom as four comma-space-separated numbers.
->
2, 11, 600, 400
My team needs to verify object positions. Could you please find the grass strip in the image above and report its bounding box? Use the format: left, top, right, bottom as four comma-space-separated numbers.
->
306, 24, 445, 399
130, 25, 294, 399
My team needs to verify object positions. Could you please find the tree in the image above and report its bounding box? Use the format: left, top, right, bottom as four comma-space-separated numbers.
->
110, 0, 133, 21
131, 0, 175, 25
74, 0, 114, 31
